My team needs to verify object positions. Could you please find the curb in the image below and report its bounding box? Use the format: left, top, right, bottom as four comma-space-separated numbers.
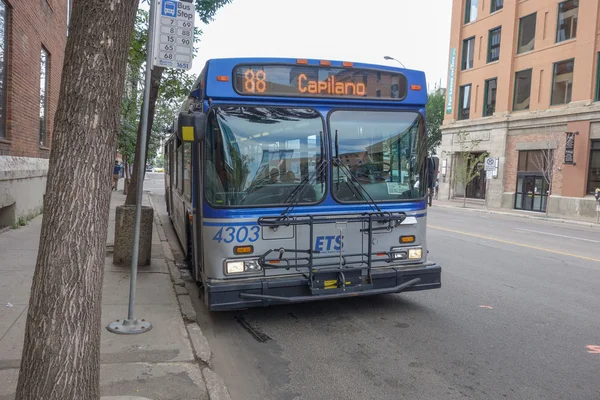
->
146, 193, 231, 400
434, 203, 600, 228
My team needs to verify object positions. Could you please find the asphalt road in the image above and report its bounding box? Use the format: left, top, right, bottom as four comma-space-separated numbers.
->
145, 173, 600, 400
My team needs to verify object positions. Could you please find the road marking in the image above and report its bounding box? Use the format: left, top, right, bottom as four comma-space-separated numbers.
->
514, 228, 600, 244
429, 225, 600, 263
586, 345, 600, 354
479, 305, 493, 309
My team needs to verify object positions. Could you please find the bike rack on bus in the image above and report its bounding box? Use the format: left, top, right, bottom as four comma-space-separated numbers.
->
257, 211, 408, 294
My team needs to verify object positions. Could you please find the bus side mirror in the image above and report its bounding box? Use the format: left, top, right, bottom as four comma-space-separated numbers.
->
178, 112, 207, 142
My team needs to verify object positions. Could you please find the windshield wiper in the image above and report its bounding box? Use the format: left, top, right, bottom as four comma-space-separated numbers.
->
279, 131, 327, 219
333, 129, 382, 214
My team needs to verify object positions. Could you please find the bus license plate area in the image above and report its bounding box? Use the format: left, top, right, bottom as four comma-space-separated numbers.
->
311, 268, 371, 295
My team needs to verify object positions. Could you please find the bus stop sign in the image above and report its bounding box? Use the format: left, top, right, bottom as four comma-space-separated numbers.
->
152, 0, 195, 70
484, 157, 495, 172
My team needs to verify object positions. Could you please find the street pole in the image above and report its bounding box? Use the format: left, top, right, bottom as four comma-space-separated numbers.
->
107, 0, 156, 335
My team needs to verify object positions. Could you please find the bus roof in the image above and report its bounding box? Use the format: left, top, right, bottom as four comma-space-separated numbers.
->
194, 57, 428, 107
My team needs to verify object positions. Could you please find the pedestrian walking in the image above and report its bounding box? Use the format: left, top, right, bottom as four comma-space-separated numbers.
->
112, 160, 121, 190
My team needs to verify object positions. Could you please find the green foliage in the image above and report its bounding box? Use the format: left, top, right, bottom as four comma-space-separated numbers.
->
426, 90, 444, 155
154, 154, 165, 168
118, 0, 222, 164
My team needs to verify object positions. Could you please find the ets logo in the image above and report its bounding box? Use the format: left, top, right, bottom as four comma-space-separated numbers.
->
315, 235, 344, 252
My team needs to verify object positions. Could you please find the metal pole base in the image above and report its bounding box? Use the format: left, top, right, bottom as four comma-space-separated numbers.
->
106, 318, 153, 335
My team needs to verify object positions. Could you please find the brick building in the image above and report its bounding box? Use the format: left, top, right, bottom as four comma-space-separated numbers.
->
440, 0, 600, 219
0, 0, 69, 227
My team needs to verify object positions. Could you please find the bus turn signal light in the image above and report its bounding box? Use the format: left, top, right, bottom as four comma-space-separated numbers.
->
296, 59, 308, 64
217, 76, 229, 82
410, 84, 421, 91
233, 246, 253, 255
400, 235, 415, 243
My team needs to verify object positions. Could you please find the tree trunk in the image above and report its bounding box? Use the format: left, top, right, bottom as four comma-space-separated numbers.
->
546, 180, 552, 218
123, 157, 130, 196
463, 184, 467, 208
15, 1, 139, 399
125, 66, 164, 205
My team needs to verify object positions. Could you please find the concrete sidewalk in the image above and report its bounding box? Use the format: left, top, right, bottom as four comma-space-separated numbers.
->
0, 186, 229, 400
432, 197, 600, 228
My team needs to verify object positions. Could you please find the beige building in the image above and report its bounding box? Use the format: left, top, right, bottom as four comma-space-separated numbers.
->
440, 0, 600, 218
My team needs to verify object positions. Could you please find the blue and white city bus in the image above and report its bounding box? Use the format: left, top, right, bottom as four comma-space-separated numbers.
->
164, 57, 441, 311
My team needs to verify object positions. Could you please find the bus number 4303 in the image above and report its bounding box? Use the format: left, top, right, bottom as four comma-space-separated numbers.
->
212, 226, 260, 243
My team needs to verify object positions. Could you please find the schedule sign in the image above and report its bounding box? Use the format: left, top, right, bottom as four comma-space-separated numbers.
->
152, 0, 195, 70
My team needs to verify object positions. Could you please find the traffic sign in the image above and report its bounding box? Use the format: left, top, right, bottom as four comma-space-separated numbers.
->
152, 0, 195, 70
484, 157, 495, 172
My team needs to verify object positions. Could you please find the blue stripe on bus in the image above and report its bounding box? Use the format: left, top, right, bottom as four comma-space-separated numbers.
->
202, 201, 428, 219
203, 221, 259, 227
202, 212, 427, 227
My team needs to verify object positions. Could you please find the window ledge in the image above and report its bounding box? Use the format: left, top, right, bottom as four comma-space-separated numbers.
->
515, 50, 535, 58
0, 138, 11, 145
487, 60, 500, 65
39, 146, 50, 151
555, 37, 577, 46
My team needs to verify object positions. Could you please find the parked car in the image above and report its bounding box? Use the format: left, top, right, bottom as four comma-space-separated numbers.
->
154, 167, 164, 173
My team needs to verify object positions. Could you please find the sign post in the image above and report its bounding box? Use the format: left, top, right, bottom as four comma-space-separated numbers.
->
484, 157, 495, 210
107, 0, 195, 335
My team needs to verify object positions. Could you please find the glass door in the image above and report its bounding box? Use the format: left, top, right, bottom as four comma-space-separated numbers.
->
515, 174, 548, 212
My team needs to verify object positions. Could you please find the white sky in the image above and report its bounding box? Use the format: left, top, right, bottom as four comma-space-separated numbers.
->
184, 0, 452, 91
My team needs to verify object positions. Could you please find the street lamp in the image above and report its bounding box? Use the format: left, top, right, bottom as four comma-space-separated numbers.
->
383, 56, 406, 68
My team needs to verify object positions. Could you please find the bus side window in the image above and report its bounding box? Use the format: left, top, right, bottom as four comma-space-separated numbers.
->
176, 137, 183, 191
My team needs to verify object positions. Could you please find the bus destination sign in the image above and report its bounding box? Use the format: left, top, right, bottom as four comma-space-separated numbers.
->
233, 65, 408, 100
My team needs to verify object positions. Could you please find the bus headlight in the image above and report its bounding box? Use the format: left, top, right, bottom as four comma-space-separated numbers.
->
408, 248, 422, 260
225, 261, 244, 274
225, 259, 263, 274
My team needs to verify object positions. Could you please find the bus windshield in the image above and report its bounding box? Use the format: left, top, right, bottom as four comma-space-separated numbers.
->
329, 110, 426, 203
205, 106, 326, 207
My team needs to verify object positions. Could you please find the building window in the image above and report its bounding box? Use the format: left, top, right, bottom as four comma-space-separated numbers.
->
39, 48, 49, 147
491, 0, 503, 13
588, 140, 600, 194
0, 1, 7, 139
465, 0, 478, 24
458, 84, 471, 120
461, 36, 475, 70
513, 69, 532, 111
556, 0, 578, 43
487, 27, 501, 63
551, 59, 574, 106
483, 78, 497, 117
517, 13, 536, 54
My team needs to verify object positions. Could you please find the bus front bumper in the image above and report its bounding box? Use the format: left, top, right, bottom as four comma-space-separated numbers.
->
204, 264, 441, 311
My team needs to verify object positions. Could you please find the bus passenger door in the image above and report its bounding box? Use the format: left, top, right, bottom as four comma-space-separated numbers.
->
168, 142, 174, 216
193, 140, 204, 283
